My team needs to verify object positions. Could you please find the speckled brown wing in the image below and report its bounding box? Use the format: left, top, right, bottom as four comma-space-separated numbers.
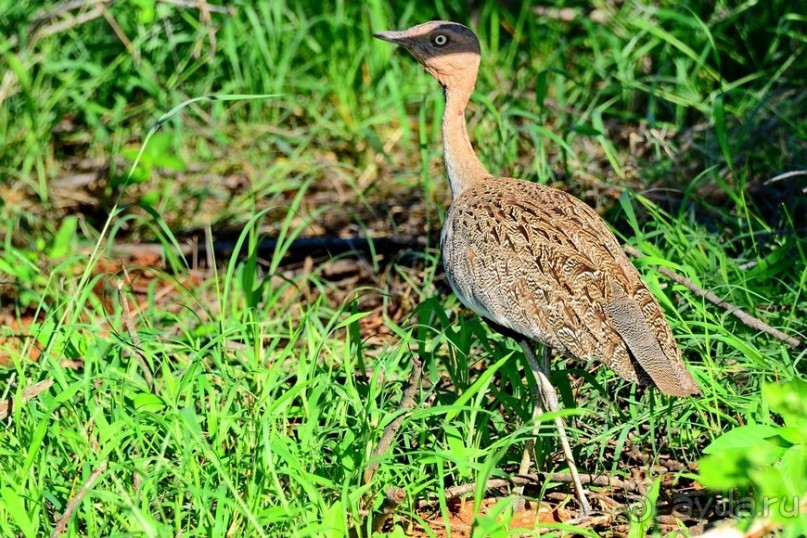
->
440, 178, 700, 396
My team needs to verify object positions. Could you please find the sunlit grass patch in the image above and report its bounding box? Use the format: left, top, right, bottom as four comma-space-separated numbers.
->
1, 0, 805, 536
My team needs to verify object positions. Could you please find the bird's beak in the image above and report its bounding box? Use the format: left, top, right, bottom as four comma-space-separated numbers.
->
373, 30, 411, 46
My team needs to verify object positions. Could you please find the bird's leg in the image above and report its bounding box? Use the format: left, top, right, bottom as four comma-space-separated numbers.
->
517, 365, 544, 475
520, 340, 593, 516
513, 354, 544, 506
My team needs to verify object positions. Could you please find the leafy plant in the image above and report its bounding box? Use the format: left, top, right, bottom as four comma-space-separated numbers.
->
0, 0, 805, 535
698, 380, 807, 535
628, 478, 662, 538
117, 132, 186, 185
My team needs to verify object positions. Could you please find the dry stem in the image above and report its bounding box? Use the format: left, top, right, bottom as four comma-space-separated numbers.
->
623, 244, 801, 348
362, 357, 423, 485
430, 471, 645, 507
0, 379, 54, 420
50, 461, 108, 537
370, 487, 406, 534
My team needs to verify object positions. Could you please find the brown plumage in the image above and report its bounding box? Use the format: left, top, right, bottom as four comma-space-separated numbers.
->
375, 20, 699, 515
443, 179, 700, 396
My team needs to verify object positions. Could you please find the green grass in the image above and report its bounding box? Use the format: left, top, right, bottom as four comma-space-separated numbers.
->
1, 0, 806, 536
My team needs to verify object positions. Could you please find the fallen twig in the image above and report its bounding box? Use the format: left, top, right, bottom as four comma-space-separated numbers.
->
764, 169, 807, 185
354, 359, 422, 536
370, 487, 406, 534
420, 471, 646, 509
623, 245, 802, 348
363, 357, 423, 485
567, 513, 615, 529
50, 461, 108, 537
0, 379, 54, 420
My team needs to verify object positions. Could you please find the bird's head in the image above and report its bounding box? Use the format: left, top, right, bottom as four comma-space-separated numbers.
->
373, 21, 481, 90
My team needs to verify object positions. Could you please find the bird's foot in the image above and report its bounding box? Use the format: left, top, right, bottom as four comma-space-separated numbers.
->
574, 487, 593, 517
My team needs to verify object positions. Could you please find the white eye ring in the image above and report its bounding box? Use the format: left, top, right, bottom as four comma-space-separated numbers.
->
433, 34, 448, 46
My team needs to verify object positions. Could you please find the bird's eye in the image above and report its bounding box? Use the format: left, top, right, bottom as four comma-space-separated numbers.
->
432, 34, 448, 46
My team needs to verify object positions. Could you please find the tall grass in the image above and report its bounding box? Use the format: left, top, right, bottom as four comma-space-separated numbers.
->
1, 0, 805, 535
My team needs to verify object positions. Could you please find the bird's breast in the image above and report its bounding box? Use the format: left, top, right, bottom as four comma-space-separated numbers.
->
440, 199, 527, 332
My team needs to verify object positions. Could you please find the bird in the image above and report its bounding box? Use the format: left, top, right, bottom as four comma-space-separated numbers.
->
373, 20, 700, 516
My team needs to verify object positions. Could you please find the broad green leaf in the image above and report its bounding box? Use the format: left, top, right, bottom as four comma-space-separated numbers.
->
764, 380, 807, 429
48, 216, 77, 259
321, 502, 347, 537
778, 426, 807, 445
698, 452, 753, 490
155, 154, 186, 171
779, 445, 807, 501
703, 424, 781, 454
133, 392, 166, 413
